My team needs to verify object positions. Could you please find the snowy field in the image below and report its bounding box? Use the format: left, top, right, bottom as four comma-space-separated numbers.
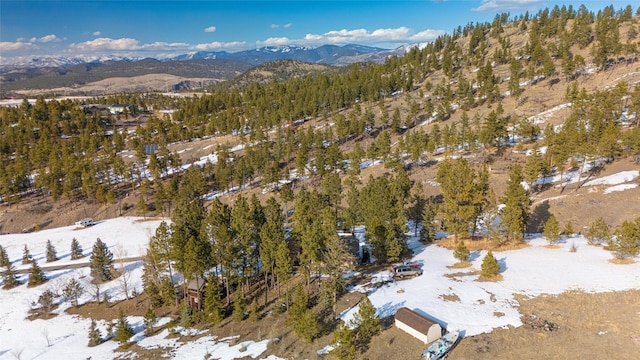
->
0, 217, 285, 360
2, 185, 640, 359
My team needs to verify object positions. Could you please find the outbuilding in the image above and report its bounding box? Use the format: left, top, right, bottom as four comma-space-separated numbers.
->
394, 307, 443, 344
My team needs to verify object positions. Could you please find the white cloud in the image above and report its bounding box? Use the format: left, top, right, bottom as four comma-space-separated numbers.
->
28, 34, 60, 43
271, 24, 279, 29
0, 41, 33, 52
409, 29, 447, 42
259, 37, 292, 47
258, 26, 444, 47
204, 26, 217, 33
194, 41, 247, 51
283, 23, 292, 29
93, 31, 101, 36
70, 37, 141, 51
39, 34, 60, 43
473, 0, 545, 12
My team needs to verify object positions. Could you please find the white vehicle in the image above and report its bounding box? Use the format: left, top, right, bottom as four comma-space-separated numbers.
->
75, 217, 94, 227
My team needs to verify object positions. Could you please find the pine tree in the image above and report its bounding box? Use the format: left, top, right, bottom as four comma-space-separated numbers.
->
88, 319, 102, 347
70, 237, 84, 260
481, 251, 500, 277
453, 240, 470, 262
113, 310, 134, 344
563, 221, 575, 237
90, 238, 114, 282
420, 203, 437, 243
331, 320, 357, 360
203, 279, 224, 325
45, 240, 58, 262
295, 309, 320, 343
351, 295, 380, 342
500, 164, 531, 244
143, 307, 157, 335
587, 217, 611, 245
232, 298, 246, 322
178, 299, 193, 328
248, 297, 259, 322
543, 215, 562, 245
22, 244, 33, 264
63, 278, 84, 307
613, 219, 640, 260
2, 264, 20, 289
28, 260, 47, 286
0, 244, 9, 268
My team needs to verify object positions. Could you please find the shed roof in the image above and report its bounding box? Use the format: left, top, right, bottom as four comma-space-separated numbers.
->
394, 307, 439, 334
187, 277, 206, 291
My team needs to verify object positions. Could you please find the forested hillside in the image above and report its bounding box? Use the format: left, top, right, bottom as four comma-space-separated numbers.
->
2, 5, 640, 356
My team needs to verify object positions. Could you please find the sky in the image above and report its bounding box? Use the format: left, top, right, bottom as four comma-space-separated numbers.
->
0, 1, 625, 63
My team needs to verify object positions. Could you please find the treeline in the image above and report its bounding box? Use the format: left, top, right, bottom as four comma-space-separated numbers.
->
2, 4, 640, 206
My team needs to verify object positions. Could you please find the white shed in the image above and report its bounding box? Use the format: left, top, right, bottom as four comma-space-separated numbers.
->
394, 307, 443, 344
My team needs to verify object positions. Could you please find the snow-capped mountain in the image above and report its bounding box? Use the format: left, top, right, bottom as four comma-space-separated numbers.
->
0, 55, 139, 72
0, 44, 390, 72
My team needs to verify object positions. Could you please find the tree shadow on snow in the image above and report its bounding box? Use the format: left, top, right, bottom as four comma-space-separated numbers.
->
468, 251, 482, 262
497, 257, 508, 273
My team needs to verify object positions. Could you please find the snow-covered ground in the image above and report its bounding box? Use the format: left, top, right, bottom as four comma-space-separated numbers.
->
2, 184, 640, 359
342, 233, 640, 337
0, 217, 284, 360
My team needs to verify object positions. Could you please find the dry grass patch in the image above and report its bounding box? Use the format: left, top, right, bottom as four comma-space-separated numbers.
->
477, 274, 504, 282
436, 236, 529, 252
448, 261, 472, 269
450, 289, 640, 360
493, 311, 505, 318
440, 293, 461, 302
444, 270, 480, 279
544, 244, 562, 249
608, 258, 636, 264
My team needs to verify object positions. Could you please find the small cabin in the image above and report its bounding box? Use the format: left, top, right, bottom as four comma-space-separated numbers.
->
394, 307, 443, 344
338, 232, 360, 265
187, 277, 205, 311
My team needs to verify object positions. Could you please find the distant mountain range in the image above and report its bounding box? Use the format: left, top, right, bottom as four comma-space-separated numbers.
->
0, 44, 411, 94
1, 44, 402, 72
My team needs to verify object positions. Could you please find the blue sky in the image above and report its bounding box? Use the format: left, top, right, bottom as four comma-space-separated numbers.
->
0, 1, 624, 63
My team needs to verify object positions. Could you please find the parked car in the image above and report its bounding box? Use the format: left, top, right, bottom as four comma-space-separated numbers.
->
393, 264, 423, 278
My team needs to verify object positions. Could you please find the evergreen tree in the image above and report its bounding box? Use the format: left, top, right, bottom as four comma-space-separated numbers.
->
178, 299, 193, 328
203, 279, 224, 325
22, 244, 33, 264
420, 203, 437, 243
113, 310, 134, 344
500, 164, 531, 244
88, 319, 102, 347
331, 321, 357, 360
481, 251, 500, 277
587, 217, 611, 245
232, 298, 246, 322
45, 240, 58, 262
613, 219, 640, 260
63, 278, 84, 307
2, 264, 20, 289
351, 295, 380, 343
28, 260, 47, 286
436, 158, 485, 240
90, 238, 114, 282
70, 237, 84, 260
453, 240, 470, 262
248, 297, 259, 322
563, 221, 575, 236
0, 244, 9, 268
543, 215, 562, 245
295, 309, 320, 343
143, 307, 157, 335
